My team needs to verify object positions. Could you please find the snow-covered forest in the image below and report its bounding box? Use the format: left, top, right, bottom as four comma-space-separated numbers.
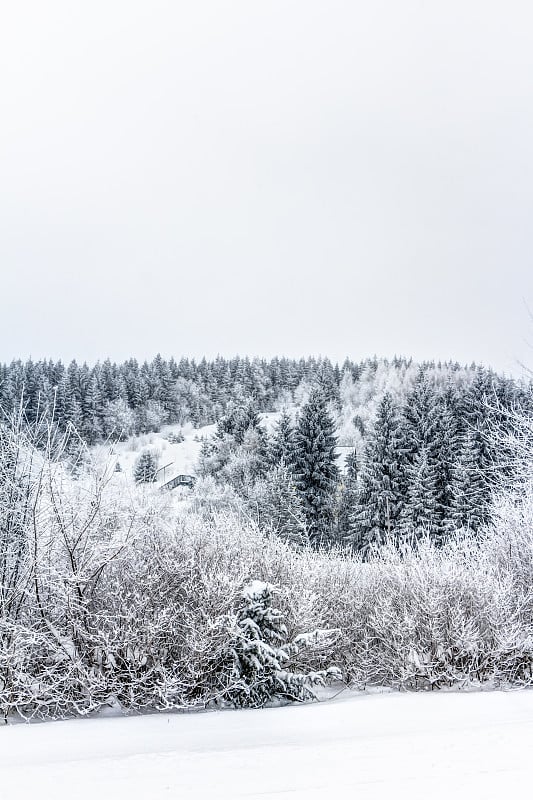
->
1, 354, 533, 720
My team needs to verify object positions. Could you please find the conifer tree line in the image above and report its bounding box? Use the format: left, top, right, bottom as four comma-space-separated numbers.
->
0, 354, 344, 442
198, 365, 533, 550
346, 369, 512, 552
1, 354, 529, 443
1, 354, 532, 549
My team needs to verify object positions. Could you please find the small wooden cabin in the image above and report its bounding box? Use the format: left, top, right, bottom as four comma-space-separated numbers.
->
161, 474, 197, 491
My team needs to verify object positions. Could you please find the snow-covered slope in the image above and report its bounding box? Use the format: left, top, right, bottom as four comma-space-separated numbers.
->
92, 421, 214, 486
3, 689, 533, 799
93, 411, 284, 488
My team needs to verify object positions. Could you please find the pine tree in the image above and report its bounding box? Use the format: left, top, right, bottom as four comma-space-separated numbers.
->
80, 374, 103, 444
401, 372, 441, 466
268, 409, 295, 468
349, 393, 405, 552
431, 393, 462, 536
220, 581, 340, 708
398, 374, 460, 540
133, 449, 159, 483
292, 389, 339, 546
448, 429, 492, 532
152, 354, 177, 418
397, 446, 440, 540
234, 401, 262, 444
316, 358, 340, 405
337, 447, 358, 540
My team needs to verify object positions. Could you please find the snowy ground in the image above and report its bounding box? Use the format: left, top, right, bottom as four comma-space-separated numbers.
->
3, 689, 533, 799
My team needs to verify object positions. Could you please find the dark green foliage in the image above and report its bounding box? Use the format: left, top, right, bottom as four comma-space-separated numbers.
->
292, 390, 339, 546
349, 393, 405, 551
268, 409, 295, 468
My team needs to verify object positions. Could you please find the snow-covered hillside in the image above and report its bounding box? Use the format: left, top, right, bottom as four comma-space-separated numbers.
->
93, 411, 287, 488
96, 421, 216, 485
3, 690, 533, 799
92, 409, 354, 492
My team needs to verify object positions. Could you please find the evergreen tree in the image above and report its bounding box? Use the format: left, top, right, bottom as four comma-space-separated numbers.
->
80, 374, 103, 444
292, 389, 339, 546
398, 374, 462, 540
268, 409, 295, 468
316, 358, 340, 405
337, 447, 358, 540
448, 429, 492, 532
133, 449, 159, 483
397, 446, 440, 540
431, 394, 462, 535
152, 354, 177, 418
61, 377, 84, 432
349, 393, 405, 552
220, 581, 340, 708
401, 372, 441, 467
234, 401, 262, 444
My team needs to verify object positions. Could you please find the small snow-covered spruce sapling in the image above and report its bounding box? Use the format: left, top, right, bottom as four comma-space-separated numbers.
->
133, 449, 159, 483
220, 581, 341, 708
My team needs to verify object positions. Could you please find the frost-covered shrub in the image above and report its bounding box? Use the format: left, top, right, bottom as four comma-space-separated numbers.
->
165, 430, 185, 444
187, 476, 243, 517
101, 399, 137, 440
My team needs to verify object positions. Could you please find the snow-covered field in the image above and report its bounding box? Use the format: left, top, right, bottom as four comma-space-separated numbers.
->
3, 689, 533, 799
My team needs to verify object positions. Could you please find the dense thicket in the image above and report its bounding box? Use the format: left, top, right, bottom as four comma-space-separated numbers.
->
2, 409, 533, 720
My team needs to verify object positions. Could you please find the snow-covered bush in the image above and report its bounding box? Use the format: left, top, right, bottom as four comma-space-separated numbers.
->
101, 399, 137, 440
187, 475, 243, 517
219, 581, 340, 708
165, 430, 185, 444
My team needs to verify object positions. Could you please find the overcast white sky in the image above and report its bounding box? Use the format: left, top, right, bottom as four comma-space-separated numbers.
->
1, 1, 532, 374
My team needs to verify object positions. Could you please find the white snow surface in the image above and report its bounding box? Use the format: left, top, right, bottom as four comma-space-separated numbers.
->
3, 689, 533, 799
